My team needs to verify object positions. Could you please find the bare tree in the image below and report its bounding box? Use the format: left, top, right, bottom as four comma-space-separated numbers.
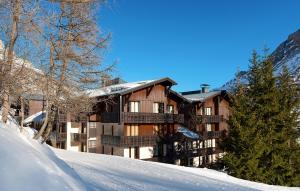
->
34, 0, 112, 141
0, 0, 40, 124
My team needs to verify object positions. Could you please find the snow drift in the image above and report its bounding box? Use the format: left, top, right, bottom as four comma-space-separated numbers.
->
0, 122, 299, 191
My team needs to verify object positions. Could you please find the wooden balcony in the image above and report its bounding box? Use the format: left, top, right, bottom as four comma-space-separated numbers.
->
58, 114, 67, 123
101, 135, 158, 147
176, 147, 223, 158
203, 130, 226, 139
197, 115, 223, 124
56, 132, 67, 142
101, 112, 184, 124
71, 133, 87, 145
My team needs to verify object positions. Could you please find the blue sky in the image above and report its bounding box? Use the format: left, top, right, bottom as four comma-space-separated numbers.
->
99, 0, 300, 91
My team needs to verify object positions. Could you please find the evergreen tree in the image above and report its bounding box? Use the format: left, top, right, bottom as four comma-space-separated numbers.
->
222, 51, 300, 186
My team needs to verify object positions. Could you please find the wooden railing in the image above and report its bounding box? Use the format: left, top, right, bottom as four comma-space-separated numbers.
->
101, 112, 184, 124
101, 135, 158, 147
58, 114, 67, 123
203, 130, 226, 139
197, 115, 223, 124
175, 147, 223, 158
56, 132, 67, 142
71, 133, 87, 145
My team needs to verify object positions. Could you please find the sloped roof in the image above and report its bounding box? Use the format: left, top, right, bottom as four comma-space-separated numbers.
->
87, 77, 177, 98
182, 90, 222, 102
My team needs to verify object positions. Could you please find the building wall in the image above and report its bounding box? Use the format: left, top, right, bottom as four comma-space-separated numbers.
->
28, 100, 44, 116
123, 84, 179, 114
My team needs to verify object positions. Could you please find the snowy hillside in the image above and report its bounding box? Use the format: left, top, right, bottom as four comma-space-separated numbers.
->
222, 29, 300, 90
0, 123, 299, 191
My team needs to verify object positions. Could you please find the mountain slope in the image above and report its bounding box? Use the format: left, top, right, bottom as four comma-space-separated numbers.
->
222, 29, 300, 90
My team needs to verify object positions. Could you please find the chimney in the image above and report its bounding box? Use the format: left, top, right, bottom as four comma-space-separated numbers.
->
201, 84, 210, 93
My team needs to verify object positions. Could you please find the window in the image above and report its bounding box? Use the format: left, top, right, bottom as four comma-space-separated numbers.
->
128, 101, 139, 112
88, 140, 96, 148
205, 139, 213, 148
205, 107, 212, 115
166, 105, 174, 114
153, 102, 164, 113
206, 124, 212, 132
212, 139, 216, 148
126, 125, 138, 136
89, 122, 96, 128
153, 125, 159, 135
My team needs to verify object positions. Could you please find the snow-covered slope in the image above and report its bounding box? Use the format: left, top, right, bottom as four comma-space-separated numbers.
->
0, 123, 88, 191
1, 125, 299, 191
222, 29, 300, 90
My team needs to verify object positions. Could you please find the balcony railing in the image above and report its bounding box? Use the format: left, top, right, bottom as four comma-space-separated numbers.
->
175, 147, 223, 158
101, 112, 184, 124
56, 132, 67, 142
58, 114, 67, 123
197, 115, 223, 124
101, 135, 158, 147
71, 133, 87, 145
203, 130, 226, 139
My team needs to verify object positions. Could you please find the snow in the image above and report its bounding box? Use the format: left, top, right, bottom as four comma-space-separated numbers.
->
23, 111, 45, 124
87, 80, 154, 97
177, 126, 200, 139
0, 122, 299, 191
0, 123, 87, 191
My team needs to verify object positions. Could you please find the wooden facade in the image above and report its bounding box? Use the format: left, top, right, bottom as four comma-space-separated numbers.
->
22, 78, 230, 168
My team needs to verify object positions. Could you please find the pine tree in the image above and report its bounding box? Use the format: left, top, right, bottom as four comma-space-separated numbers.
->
222, 51, 300, 186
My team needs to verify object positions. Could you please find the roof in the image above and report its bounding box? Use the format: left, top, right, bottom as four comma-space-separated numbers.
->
23, 94, 44, 101
182, 90, 222, 102
23, 111, 45, 124
177, 127, 200, 140
87, 77, 177, 98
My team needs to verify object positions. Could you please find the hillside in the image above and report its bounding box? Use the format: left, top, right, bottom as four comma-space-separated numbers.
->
0, 122, 299, 191
222, 29, 300, 90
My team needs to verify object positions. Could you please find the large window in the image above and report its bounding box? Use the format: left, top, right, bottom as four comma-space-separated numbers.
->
206, 124, 212, 132
153, 102, 164, 113
128, 101, 140, 112
88, 140, 96, 148
205, 107, 212, 115
126, 125, 139, 136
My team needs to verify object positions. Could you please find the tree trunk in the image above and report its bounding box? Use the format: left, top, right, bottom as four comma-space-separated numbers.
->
2, 0, 20, 123
33, 99, 49, 140
20, 96, 24, 132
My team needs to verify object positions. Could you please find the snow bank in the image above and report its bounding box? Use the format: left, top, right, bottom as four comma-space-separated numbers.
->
54, 149, 300, 191
0, 123, 88, 191
0, 121, 299, 191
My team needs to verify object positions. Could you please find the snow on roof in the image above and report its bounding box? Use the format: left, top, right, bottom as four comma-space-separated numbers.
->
23, 111, 45, 124
182, 90, 221, 102
177, 127, 200, 139
87, 80, 155, 97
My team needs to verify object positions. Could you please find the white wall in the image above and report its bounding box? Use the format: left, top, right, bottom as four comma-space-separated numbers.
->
139, 146, 153, 159
66, 122, 80, 151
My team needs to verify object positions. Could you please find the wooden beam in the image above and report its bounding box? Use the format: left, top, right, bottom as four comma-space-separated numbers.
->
164, 86, 171, 96
146, 85, 154, 98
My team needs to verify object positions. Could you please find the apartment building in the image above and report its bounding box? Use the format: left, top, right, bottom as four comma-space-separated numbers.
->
86, 77, 188, 160
180, 85, 230, 167
23, 78, 230, 168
